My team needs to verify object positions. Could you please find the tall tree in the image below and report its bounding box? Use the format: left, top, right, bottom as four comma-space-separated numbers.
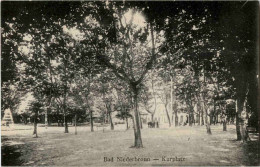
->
214, 2, 258, 140
28, 98, 44, 138
76, 2, 161, 147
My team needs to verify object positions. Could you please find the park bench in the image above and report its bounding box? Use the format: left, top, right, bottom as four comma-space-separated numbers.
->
148, 121, 159, 128
245, 126, 258, 141
246, 126, 257, 133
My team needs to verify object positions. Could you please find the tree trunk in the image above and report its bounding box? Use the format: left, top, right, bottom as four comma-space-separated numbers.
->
48, 113, 52, 126
236, 78, 250, 141
193, 114, 195, 125
132, 88, 143, 148
126, 117, 129, 130
75, 114, 77, 135
201, 108, 204, 125
140, 117, 143, 129
206, 117, 211, 134
45, 107, 48, 129
108, 111, 114, 130
201, 81, 211, 134
235, 115, 242, 140
213, 100, 216, 125
223, 119, 227, 131
175, 110, 178, 127
189, 113, 192, 126
33, 111, 38, 138
138, 111, 143, 129
206, 123, 212, 134
198, 108, 200, 126
235, 99, 242, 140
170, 76, 174, 126
165, 105, 171, 127
151, 113, 154, 122
63, 87, 69, 133
64, 115, 69, 133
103, 110, 105, 132
205, 108, 211, 135
57, 108, 60, 126
90, 111, 94, 132
240, 96, 248, 142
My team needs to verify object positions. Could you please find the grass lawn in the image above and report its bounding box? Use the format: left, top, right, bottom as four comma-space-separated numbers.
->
1, 124, 259, 166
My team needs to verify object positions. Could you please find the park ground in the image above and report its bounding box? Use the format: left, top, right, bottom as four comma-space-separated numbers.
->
1, 123, 259, 166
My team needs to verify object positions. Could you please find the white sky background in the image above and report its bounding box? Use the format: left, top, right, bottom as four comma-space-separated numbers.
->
121, 9, 146, 28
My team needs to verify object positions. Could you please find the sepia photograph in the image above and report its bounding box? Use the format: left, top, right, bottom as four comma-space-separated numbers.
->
1, 1, 259, 166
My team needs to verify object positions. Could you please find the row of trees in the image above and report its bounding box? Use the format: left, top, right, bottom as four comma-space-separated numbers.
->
2, 1, 258, 147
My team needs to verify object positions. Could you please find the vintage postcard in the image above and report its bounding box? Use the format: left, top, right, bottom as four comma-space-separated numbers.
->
1, 1, 259, 166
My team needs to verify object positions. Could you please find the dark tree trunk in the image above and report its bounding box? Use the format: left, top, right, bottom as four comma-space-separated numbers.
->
90, 111, 94, 132
205, 110, 211, 135
165, 105, 171, 127
57, 108, 60, 126
223, 119, 227, 131
46, 108, 51, 127
202, 87, 211, 134
33, 111, 38, 138
198, 109, 200, 126
201, 109, 204, 125
175, 110, 178, 127
126, 117, 129, 130
213, 100, 215, 125
74, 114, 77, 135
193, 114, 195, 125
206, 120, 211, 134
140, 117, 143, 129
48, 113, 52, 126
236, 97, 248, 142
236, 99, 242, 141
46, 106, 52, 126
108, 111, 114, 130
189, 113, 192, 126
64, 115, 69, 133
63, 87, 69, 133
236, 113, 242, 140
45, 108, 48, 129
240, 98, 248, 142
132, 87, 143, 148
206, 123, 212, 134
